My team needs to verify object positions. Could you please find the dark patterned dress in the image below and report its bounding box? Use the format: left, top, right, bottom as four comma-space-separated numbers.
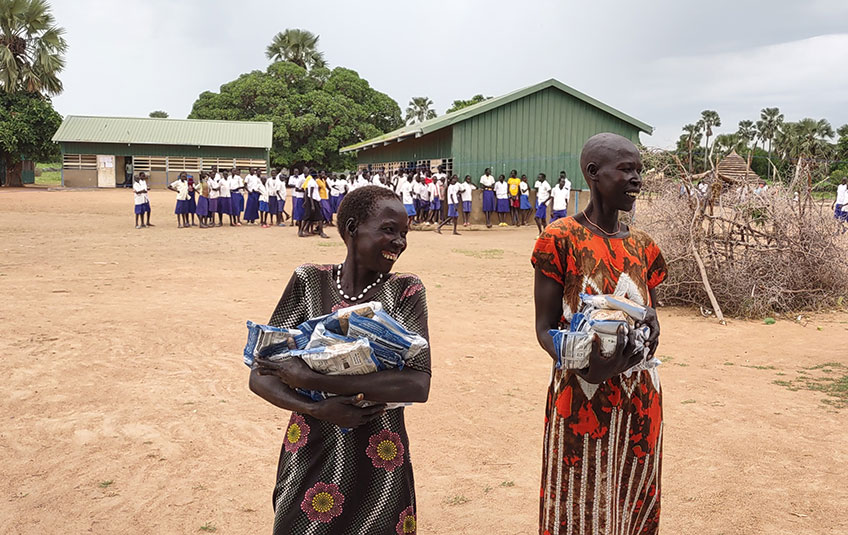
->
531, 217, 668, 535
267, 263, 429, 535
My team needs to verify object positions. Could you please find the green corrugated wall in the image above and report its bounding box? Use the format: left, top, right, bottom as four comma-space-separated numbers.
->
450, 87, 641, 188
355, 129, 452, 166
59, 142, 267, 160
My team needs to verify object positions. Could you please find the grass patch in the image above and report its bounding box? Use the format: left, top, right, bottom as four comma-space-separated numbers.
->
98, 480, 113, 488
772, 362, 848, 408
199, 523, 216, 532
723, 362, 734, 366
741, 364, 777, 370
681, 399, 696, 404
500, 480, 515, 487
451, 248, 504, 259
316, 242, 344, 247
35, 162, 61, 186
443, 495, 470, 506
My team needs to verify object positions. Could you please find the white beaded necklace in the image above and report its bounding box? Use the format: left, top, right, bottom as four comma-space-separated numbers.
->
336, 263, 383, 302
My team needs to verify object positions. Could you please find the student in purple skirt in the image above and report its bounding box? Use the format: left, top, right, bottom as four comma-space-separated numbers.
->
258, 175, 270, 228
230, 168, 244, 226
317, 171, 333, 225
479, 168, 496, 228
244, 169, 260, 224
494, 174, 510, 226
267, 171, 280, 225
218, 169, 235, 227
436, 175, 461, 235
207, 171, 220, 226
519, 174, 532, 226
459, 175, 477, 227
187, 175, 198, 227
168, 172, 191, 228
196, 172, 211, 228
133, 172, 151, 229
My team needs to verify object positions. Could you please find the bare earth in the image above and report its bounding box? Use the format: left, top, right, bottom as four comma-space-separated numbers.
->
1, 188, 846, 535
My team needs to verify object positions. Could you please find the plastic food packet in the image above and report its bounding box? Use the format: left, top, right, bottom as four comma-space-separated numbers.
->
306, 323, 358, 349
322, 302, 383, 335
347, 311, 428, 369
296, 314, 330, 342
243, 321, 303, 367
291, 339, 380, 376
580, 293, 648, 321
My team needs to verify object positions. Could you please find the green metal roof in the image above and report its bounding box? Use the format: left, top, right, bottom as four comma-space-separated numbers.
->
340, 78, 652, 154
52, 116, 273, 149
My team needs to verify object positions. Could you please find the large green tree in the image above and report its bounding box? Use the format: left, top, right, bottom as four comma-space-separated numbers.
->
189, 61, 402, 170
265, 28, 326, 70
445, 94, 491, 114
0, 0, 67, 95
0, 90, 62, 184
405, 96, 436, 125
149, 110, 168, 118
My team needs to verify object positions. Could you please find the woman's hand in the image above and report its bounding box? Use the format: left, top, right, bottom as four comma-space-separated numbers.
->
637, 307, 660, 357
311, 394, 387, 428
576, 326, 644, 384
255, 356, 313, 389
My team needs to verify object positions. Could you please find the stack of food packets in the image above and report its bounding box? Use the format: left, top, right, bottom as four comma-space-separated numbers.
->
548, 293, 659, 373
243, 302, 428, 410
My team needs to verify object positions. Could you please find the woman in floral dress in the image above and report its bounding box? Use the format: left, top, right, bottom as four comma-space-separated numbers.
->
533, 133, 667, 535
250, 186, 430, 535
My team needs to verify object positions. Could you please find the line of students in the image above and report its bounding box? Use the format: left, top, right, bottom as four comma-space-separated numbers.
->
478, 168, 572, 233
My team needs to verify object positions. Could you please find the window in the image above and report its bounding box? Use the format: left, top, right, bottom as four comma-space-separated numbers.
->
63, 154, 97, 170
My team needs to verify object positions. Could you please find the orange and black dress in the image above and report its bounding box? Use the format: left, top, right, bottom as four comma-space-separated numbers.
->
531, 216, 667, 535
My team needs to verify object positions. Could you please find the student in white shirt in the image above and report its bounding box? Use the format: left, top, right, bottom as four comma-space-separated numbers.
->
276, 171, 289, 226
301, 169, 329, 239
480, 168, 496, 227
835, 178, 848, 222
244, 169, 260, 224
258, 175, 270, 228
133, 172, 151, 229
168, 172, 191, 228
266, 172, 280, 226
427, 177, 442, 224
207, 171, 221, 226
219, 169, 235, 226
418, 177, 432, 224
329, 175, 343, 215
230, 169, 245, 226
459, 175, 477, 227
534, 172, 553, 233
291, 169, 306, 226
436, 175, 462, 235
494, 174, 510, 226
519, 174, 532, 226
551, 173, 571, 221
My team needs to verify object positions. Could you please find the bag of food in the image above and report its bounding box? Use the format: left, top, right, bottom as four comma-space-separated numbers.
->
243, 321, 303, 367
322, 302, 383, 335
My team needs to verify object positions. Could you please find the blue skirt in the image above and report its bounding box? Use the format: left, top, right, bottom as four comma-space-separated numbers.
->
134, 202, 150, 215
268, 196, 279, 214
174, 199, 190, 214
231, 192, 244, 215
496, 198, 510, 213
259, 200, 269, 213
244, 191, 260, 221
482, 190, 496, 212
431, 199, 441, 211
208, 198, 219, 213
448, 203, 458, 218
196, 196, 210, 217
552, 209, 568, 221
293, 197, 304, 221
218, 197, 232, 215
277, 197, 286, 214
462, 200, 472, 213
320, 198, 333, 221
520, 194, 531, 210
404, 203, 416, 216
331, 195, 341, 213
535, 202, 547, 219
187, 191, 197, 213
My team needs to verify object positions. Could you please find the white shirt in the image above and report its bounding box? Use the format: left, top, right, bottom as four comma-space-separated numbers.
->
266, 176, 278, 197
355, 176, 369, 190
535, 180, 552, 204
371, 174, 382, 186
329, 178, 342, 196
293, 174, 306, 198
208, 176, 220, 199
519, 181, 529, 195
419, 182, 432, 202
230, 175, 243, 194
278, 180, 287, 201
428, 182, 439, 200
836, 184, 848, 205
447, 183, 461, 205
480, 174, 495, 188
494, 181, 509, 199
398, 181, 414, 204
133, 180, 149, 205
169, 179, 189, 201
552, 184, 570, 211
460, 182, 477, 202
305, 176, 321, 201
219, 177, 231, 197
258, 183, 269, 203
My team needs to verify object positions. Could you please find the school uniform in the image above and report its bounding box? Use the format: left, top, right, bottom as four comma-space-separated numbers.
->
187, 178, 197, 213
133, 180, 150, 214
535, 180, 552, 219
317, 178, 332, 222
460, 182, 477, 213
303, 176, 324, 222
419, 181, 432, 211
480, 174, 496, 212
329, 178, 343, 212
494, 181, 510, 213
258, 182, 270, 213
230, 175, 245, 216
835, 184, 848, 221
551, 182, 571, 221
218, 175, 232, 215
446, 183, 460, 218
429, 181, 441, 211
207, 175, 220, 213
292, 174, 306, 221
196, 181, 210, 217
170, 179, 190, 214
267, 176, 279, 215
244, 174, 260, 222
399, 181, 416, 216
519, 181, 532, 210
277, 175, 287, 214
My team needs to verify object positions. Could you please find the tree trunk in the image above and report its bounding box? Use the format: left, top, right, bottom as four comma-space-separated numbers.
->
3, 158, 23, 187
767, 139, 773, 180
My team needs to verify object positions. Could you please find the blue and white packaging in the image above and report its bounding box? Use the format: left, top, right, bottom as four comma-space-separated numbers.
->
243, 321, 303, 367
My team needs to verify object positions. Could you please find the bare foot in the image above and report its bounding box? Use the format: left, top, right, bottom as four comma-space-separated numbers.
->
453, 231, 461, 235
436, 227, 442, 234
319, 233, 330, 239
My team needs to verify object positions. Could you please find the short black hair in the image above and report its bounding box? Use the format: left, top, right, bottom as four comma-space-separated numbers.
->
337, 185, 401, 241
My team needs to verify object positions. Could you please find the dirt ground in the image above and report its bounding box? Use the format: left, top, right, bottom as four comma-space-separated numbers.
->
1, 188, 846, 535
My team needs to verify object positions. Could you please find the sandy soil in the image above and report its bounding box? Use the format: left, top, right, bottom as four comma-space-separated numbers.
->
1, 188, 846, 535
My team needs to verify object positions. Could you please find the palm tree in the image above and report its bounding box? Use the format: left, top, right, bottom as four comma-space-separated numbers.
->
265, 29, 326, 70
0, 0, 67, 95
405, 97, 436, 125
759, 107, 784, 179
736, 120, 755, 157
699, 110, 721, 169
795, 118, 834, 159
681, 123, 700, 173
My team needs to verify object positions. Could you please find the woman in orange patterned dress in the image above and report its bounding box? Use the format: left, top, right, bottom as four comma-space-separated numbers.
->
532, 133, 667, 535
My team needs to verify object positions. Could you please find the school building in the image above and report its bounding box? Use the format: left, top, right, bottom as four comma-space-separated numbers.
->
340, 78, 652, 213
51, 116, 273, 188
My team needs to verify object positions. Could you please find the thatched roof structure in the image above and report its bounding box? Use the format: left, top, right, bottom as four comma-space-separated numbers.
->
715, 150, 760, 184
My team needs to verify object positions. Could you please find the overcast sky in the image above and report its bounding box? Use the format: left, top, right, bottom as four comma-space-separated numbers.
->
51, 0, 848, 149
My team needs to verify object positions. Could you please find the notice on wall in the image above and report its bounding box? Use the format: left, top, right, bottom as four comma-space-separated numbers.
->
98, 155, 114, 169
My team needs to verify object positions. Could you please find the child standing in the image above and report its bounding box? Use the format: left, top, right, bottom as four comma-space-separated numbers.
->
534, 173, 552, 234
258, 175, 270, 228
551, 173, 571, 222
218, 169, 234, 227
230, 169, 244, 226
266, 172, 279, 225
168, 172, 190, 228
277, 171, 289, 226
196, 172, 211, 228
436, 175, 461, 235
244, 169, 260, 224
187, 174, 198, 226
133, 172, 151, 229
507, 170, 521, 226
519, 174, 532, 226
494, 174, 510, 226
399, 174, 417, 225
428, 176, 441, 224
480, 168, 496, 228
460, 175, 477, 227
208, 170, 220, 226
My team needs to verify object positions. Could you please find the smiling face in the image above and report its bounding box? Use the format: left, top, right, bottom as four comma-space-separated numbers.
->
581, 133, 643, 212
347, 198, 409, 273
